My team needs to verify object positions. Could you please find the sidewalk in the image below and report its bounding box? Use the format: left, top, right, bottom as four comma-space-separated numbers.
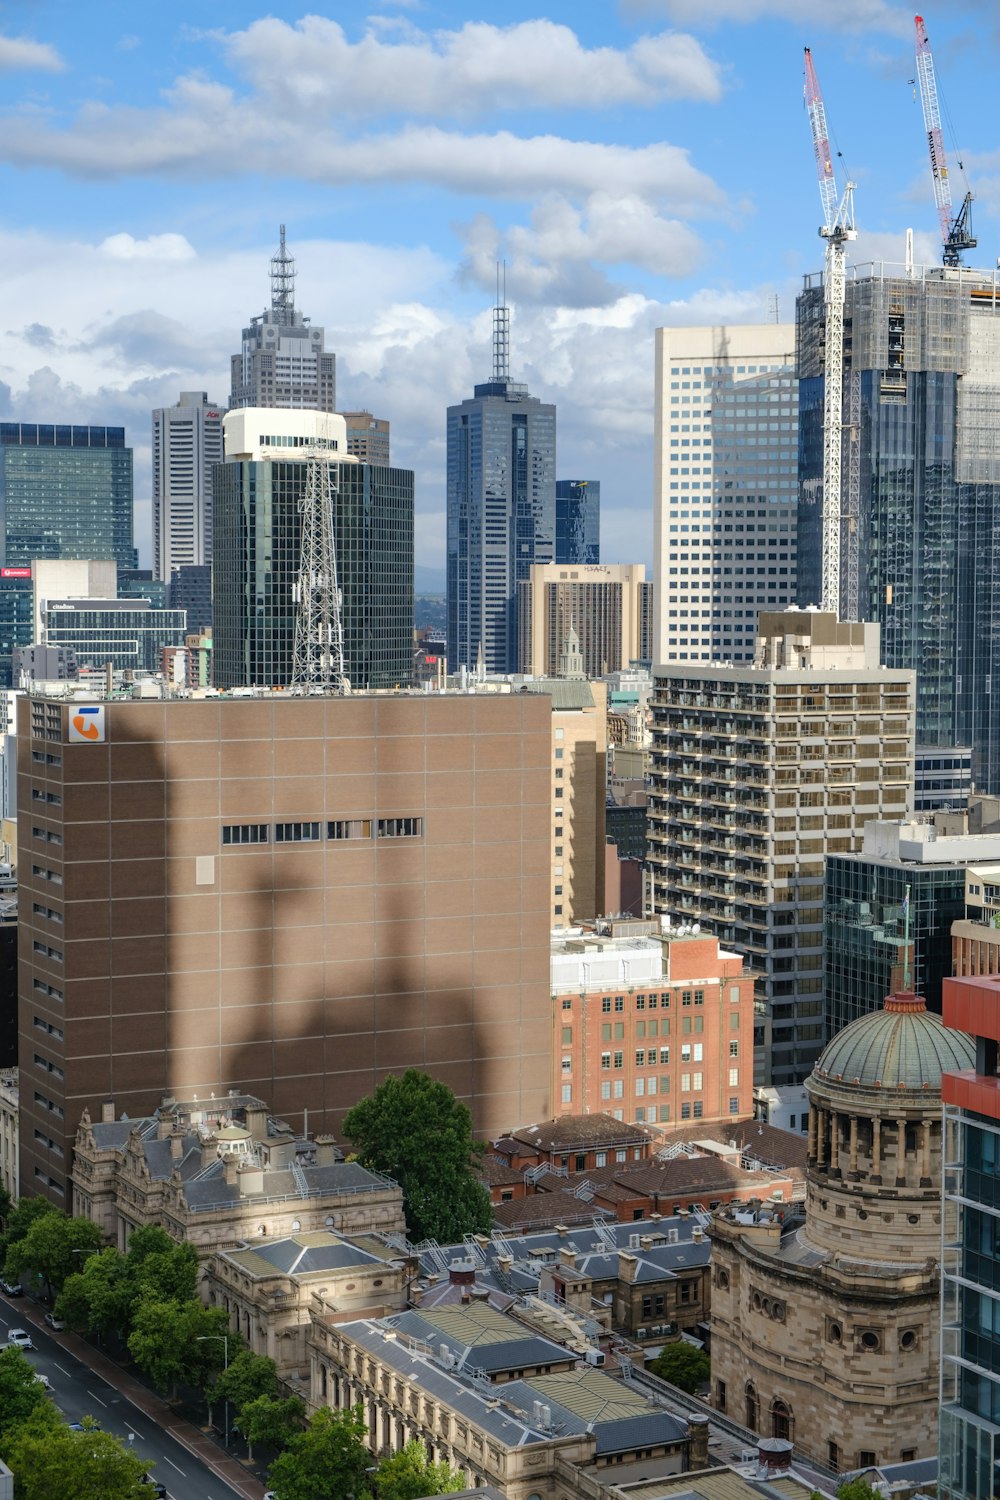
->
14, 1299, 267, 1499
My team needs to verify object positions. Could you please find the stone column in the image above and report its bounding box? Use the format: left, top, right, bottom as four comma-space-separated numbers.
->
849, 1114, 859, 1178
808, 1103, 818, 1164
920, 1119, 933, 1186
896, 1118, 908, 1186
816, 1107, 827, 1169
871, 1115, 882, 1183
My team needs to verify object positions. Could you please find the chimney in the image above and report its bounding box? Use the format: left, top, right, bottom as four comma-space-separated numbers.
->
555, 1224, 568, 1237
560, 1248, 577, 1268
314, 1135, 338, 1167
223, 1153, 239, 1186
687, 1416, 710, 1469
238, 1161, 265, 1197
693, 1226, 704, 1243
157, 1114, 173, 1141
201, 1135, 218, 1169
617, 1252, 639, 1285
101, 1101, 115, 1124
245, 1104, 269, 1142
169, 1130, 185, 1161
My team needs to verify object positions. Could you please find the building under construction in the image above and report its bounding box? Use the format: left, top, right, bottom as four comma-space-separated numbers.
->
796, 260, 1000, 794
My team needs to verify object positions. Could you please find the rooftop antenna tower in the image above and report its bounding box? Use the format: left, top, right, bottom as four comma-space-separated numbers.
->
493, 260, 510, 382
914, 15, 976, 267
290, 452, 349, 695
270, 223, 297, 322
803, 47, 857, 620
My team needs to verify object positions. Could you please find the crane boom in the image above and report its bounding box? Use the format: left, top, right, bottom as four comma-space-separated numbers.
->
914, 14, 975, 266
803, 47, 856, 619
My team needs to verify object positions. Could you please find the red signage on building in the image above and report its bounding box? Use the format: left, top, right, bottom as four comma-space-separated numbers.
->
1, 567, 31, 578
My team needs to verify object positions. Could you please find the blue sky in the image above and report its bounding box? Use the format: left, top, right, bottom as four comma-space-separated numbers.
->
0, 0, 995, 576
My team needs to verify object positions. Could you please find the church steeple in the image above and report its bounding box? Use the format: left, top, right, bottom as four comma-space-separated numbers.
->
558, 624, 585, 680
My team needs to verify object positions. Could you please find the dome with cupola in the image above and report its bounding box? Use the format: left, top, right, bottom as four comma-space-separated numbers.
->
813, 991, 973, 1093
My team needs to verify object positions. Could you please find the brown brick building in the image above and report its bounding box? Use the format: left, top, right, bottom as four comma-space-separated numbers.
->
18, 692, 553, 1201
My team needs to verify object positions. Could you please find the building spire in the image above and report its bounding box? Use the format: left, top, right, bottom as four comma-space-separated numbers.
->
492, 260, 510, 382
270, 224, 296, 322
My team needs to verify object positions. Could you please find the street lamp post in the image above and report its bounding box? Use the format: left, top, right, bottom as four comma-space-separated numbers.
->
196, 1335, 230, 1448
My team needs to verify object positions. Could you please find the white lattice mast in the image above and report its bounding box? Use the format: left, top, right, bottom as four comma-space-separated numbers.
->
914, 16, 975, 268
290, 454, 348, 694
804, 47, 856, 619
493, 260, 510, 381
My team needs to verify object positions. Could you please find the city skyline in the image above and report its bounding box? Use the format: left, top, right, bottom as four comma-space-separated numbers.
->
0, 2, 996, 576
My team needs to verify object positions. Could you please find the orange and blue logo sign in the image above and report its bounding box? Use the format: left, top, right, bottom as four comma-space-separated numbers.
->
68, 705, 105, 743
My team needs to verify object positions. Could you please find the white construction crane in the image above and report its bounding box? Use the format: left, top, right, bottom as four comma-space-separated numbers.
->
290, 452, 349, 695
914, 15, 975, 268
804, 47, 856, 619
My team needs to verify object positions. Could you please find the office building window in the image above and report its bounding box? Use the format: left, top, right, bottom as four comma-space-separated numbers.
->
377, 817, 423, 838
275, 822, 322, 843
328, 819, 372, 840
222, 824, 269, 846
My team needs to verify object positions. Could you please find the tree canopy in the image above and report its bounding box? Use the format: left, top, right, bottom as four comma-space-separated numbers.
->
4, 1405, 153, 1500
239, 1392, 306, 1460
648, 1340, 710, 1394
374, 1439, 465, 1500
0, 1347, 51, 1442
127, 1298, 234, 1398
56, 1230, 200, 1345
342, 1069, 492, 1243
265, 1404, 372, 1500
838, 1481, 884, 1500
3, 1209, 103, 1300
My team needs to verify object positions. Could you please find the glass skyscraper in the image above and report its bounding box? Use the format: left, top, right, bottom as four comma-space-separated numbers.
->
797, 263, 1000, 793
447, 310, 556, 674
555, 480, 599, 565
0, 423, 134, 572
825, 852, 965, 1039
213, 430, 413, 692
41, 598, 188, 674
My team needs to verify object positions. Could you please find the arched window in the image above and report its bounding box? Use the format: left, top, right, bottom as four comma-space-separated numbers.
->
745, 1382, 759, 1432
771, 1399, 792, 1441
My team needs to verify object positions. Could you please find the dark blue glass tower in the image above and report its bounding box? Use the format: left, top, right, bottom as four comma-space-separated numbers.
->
0, 423, 134, 572
797, 267, 1000, 793
447, 304, 556, 674
555, 480, 599, 564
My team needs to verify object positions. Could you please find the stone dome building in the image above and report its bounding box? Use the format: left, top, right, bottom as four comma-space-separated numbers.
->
708, 991, 973, 1473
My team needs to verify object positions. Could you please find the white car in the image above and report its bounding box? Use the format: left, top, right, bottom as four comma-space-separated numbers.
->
7, 1329, 33, 1350
34, 1373, 51, 1390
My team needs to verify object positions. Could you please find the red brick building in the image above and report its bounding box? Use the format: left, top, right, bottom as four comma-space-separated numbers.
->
551, 926, 755, 1128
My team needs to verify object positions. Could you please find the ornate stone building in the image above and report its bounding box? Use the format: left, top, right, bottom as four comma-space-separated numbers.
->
709, 991, 974, 1472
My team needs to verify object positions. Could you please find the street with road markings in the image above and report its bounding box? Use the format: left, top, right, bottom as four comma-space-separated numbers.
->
0, 1296, 263, 1500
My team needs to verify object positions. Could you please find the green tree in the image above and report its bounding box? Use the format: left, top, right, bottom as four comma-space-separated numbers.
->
127, 1229, 199, 1305
0, 1182, 11, 1230
127, 1297, 234, 1399
838, 1481, 884, 1500
0, 1346, 51, 1444
342, 1069, 492, 1243
6, 1406, 152, 1499
213, 1349, 277, 1417
265, 1404, 372, 1500
374, 1438, 465, 1500
4, 1210, 103, 1300
648, 1341, 710, 1394
0, 1196, 59, 1271
56, 1247, 133, 1342
239, 1392, 306, 1461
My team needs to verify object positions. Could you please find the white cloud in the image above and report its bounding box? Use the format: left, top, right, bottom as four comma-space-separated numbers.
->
221, 16, 724, 113
0, 34, 64, 72
622, 0, 912, 38
100, 232, 197, 261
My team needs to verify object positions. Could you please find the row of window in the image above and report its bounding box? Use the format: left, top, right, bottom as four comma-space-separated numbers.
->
33, 978, 63, 1002
222, 817, 424, 847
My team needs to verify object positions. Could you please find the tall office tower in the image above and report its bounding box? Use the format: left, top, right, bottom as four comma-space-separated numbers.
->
555, 479, 599, 564
152, 392, 224, 582
229, 226, 335, 413
0, 568, 34, 686
517, 563, 651, 678
653, 326, 798, 665
213, 410, 412, 691
0, 423, 134, 572
446, 301, 556, 673
647, 610, 915, 1087
342, 411, 390, 466
797, 262, 1000, 792
17, 690, 552, 1201
169, 563, 212, 635
939, 972, 1000, 1500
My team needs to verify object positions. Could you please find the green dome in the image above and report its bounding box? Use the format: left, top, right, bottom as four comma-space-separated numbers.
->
814, 992, 974, 1092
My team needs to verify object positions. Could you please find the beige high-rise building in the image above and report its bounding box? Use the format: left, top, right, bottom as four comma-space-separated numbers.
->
653, 324, 798, 666
18, 691, 553, 1202
647, 610, 915, 1088
517, 563, 651, 678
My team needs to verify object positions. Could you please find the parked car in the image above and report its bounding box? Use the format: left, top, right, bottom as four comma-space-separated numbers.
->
0, 1279, 23, 1297
141, 1477, 168, 1499
6, 1329, 33, 1350
67, 1419, 101, 1432
34, 1373, 52, 1390
43, 1312, 65, 1332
